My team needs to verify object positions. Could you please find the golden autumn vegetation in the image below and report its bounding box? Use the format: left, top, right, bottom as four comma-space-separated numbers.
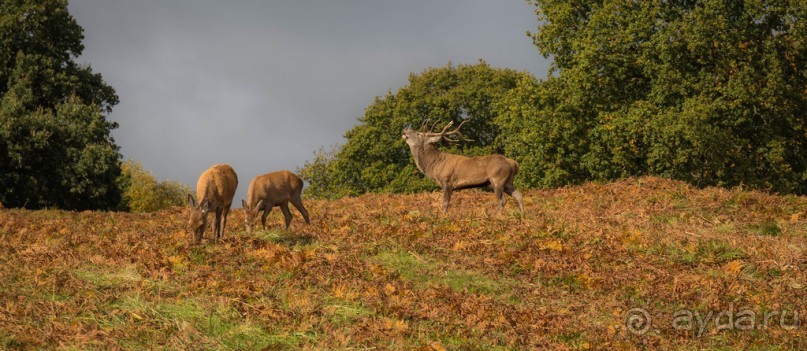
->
119, 160, 192, 213
0, 177, 804, 350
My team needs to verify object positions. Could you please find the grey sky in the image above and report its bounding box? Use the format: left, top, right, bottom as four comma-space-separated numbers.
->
68, 1, 551, 205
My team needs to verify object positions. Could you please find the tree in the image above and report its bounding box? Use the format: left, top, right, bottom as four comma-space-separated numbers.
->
508, 0, 807, 193
118, 160, 192, 213
297, 145, 345, 199
0, 0, 122, 209
299, 61, 533, 198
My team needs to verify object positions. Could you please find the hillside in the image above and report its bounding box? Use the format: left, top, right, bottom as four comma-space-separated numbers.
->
0, 177, 804, 350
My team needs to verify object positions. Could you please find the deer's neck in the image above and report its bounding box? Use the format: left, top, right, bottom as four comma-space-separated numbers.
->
411, 144, 446, 180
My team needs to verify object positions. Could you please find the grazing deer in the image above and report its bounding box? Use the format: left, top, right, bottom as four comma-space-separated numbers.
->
187, 164, 238, 244
402, 120, 524, 213
241, 170, 310, 232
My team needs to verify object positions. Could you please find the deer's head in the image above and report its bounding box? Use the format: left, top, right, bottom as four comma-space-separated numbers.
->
241, 199, 265, 234
187, 194, 210, 240
402, 120, 468, 149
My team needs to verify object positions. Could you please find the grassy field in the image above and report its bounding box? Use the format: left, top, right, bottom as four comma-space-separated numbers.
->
0, 177, 804, 350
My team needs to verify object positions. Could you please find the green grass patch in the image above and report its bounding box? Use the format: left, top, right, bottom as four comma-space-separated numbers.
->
252, 229, 315, 248
668, 239, 746, 266
651, 213, 680, 225
713, 223, 737, 234
750, 221, 782, 237
372, 250, 516, 297
555, 331, 584, 346
106, 295, 298, 350
323, 300, 374, 324
404, 322, 515, 351
252, 228, 286, 243
188, 246, 209, 266
546, 274, 582, 292
698, 239, 746, 263
74, 265, 142, 289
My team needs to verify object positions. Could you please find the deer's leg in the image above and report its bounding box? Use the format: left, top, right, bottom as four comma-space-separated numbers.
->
261, 206, 271, 230
504, 184, 525, 213
221, 206, 230, 239
214, 207, 223, 241
290, 197, 311, 224
280, 203, 293, 230
495, 186, 506, 210
442, 186, 453, 213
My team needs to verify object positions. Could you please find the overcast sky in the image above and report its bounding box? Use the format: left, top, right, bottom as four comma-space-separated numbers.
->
68, 0, 551, 205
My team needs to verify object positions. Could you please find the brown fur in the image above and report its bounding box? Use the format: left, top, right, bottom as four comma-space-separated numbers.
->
187, 164, 238, 244
403, 123, 524, 213
241, 170, 310, 232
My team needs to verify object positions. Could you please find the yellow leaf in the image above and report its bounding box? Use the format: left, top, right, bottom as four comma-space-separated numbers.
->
452, 241, 469, 251
404, 210, 421, 221
332, 284, 357, 300
446, 224, 461, 233
384, 283, 396, 295
540, 240, 563, 251
168, 255, 187, 271
393, 319, 408, 331
427, 341, 446, 351
723, 260, 744, 275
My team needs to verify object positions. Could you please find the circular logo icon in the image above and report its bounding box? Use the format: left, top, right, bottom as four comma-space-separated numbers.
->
626, 308, 651, 335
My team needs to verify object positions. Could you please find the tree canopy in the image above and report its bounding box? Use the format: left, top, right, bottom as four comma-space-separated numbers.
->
0, 0, 123, 209
502, 0, 807, 192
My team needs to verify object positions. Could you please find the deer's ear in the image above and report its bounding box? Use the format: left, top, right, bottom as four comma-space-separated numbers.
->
241, 199, 248, 209
426, 135, 443, 144
187, 194, 196, 207
255, 200, 265, 209
201, 200, 211, 213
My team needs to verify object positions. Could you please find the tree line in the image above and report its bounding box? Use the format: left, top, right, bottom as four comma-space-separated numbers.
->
2, 0, 805, 210
301, 0, 806, 198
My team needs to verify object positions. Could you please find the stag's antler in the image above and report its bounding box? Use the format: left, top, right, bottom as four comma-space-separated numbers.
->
419, 119, 443, 133
419, 119, 430, 132
426, 120, 473, 142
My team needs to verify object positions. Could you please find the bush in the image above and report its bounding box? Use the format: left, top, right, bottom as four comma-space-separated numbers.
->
118, 160, 191, 212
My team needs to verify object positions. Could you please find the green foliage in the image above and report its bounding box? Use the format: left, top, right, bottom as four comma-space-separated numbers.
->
510, 0, 807, 193
297, 145, 348, 199
119, 160, 192, 213
299, 61, 533, 198
0, 0, 122, 209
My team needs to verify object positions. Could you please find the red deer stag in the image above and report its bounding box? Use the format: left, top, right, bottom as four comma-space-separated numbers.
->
187, 164, 238, 244
241, 170, 310, 232
402, 120, 524, 213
